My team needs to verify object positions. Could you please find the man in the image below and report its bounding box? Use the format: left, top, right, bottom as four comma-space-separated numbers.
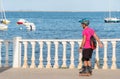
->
79, 18, 103, 75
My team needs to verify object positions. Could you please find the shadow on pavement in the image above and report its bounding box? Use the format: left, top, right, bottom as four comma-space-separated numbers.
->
0, 67, 11, 73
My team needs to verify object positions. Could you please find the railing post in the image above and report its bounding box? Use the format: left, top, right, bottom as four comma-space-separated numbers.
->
69, 41, 75, 69
13, 37, 22, 68
30, 41, 36, 68
53, 41, 59, 68
5, 41, 9, 67
38, 41, 44, 68
22, 41, 28, 68
61, 41, 67, 68
102, 41, 108, 69
0, 42, 2, 67
94, 43, 99, 69
111, 41, 117, 69
77, 41, 82, 69
46, 41, 51, 68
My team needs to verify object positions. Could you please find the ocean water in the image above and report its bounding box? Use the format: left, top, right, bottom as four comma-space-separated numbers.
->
2, 11, 120, 39
1, 12, 120, 68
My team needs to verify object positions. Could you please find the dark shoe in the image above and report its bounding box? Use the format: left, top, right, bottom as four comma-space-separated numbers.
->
79, 66, 85, 74
79, 66, 89, 76
88, 66, 92, 75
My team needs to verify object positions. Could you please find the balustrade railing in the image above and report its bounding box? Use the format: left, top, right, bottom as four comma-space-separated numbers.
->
0, 37, 120, 69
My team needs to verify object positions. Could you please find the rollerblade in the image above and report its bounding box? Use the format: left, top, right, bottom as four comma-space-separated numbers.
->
88, 66, 92, 75
79, 66, 91, 76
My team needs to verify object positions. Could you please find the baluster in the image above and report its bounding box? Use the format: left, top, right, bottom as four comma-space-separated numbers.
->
22, 42, 28, 68
61, 41, 67, 68
77, 41, 82, 69
0, 42, 2, 67
5, 41, 9, 67
53, 41, 59, 68
30, 42, 36, 68
19, 42, 22, 67
46, 41, 51, 68
94, 43, 99, 69
38, 41, 44, 68
69, 41, 75, 68
111, 41, 117, 69
102, 41, 108, 69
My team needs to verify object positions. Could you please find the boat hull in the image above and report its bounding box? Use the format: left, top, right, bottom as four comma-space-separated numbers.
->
17, 19, 28, 25
104, 18, 120, 23
104, 20, 120, 23
17, 22, 23, 24
0, 24, 8, 31
0, 19, 10, 25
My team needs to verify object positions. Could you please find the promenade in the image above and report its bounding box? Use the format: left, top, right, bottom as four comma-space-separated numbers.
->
0, 68, 120, 79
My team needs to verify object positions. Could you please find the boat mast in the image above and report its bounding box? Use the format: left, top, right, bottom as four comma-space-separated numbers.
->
0, 0, 3, 19
108, 0, 111, 18
0, 0, 6, 20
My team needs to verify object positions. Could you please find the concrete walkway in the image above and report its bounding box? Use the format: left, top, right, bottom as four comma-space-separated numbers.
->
0, 68, 120, 79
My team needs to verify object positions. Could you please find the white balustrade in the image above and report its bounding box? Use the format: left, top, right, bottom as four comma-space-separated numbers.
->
13, 37, 22, 68
61, 41, 67, 68
77, 41, 82, 69
46, 41, 52, 68
111, 41, 117, 69
30, 41, 36, 68
69, 41, 75, 68
19, 42, 22, 67
53, 41, 59, 68
38, 41, 44, 68
102, 41, 108, 69
94, 43, 99, 69
0, 42, 2, 67
5, 41, 9, 67
22, 41, 28, 68
0, 37, 120, 69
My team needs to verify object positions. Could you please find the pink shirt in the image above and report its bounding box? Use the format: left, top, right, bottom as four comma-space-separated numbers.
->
82, 27, 95, 48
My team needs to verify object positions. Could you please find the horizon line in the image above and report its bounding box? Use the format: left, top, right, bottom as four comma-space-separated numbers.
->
5, 10, 120, 12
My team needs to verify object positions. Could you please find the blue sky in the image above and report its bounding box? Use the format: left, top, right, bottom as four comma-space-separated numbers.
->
3, 0, 120, 11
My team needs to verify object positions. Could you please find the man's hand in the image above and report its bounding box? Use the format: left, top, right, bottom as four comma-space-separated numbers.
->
99, 42, 103, 48
79, 47, 82, 53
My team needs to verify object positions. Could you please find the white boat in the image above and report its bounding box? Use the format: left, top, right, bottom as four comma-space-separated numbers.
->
104, 17, 120, 23
0, 0, 10, 30
17, 19, 28, 25
0, 19, 10, 25
104, 0, 120, 23
24, 23, 36, 31
0, 24, 8, 30
17, 19, 36, 31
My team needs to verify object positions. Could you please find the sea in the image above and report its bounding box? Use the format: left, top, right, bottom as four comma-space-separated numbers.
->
1, 11, 120, 68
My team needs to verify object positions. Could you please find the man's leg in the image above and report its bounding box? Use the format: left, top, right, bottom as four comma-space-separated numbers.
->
79, 49, 91, 75
87, 60, 92, 74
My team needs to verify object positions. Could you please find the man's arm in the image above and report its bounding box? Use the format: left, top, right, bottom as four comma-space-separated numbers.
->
80, 35, 86, 48
79, 35, 86, 53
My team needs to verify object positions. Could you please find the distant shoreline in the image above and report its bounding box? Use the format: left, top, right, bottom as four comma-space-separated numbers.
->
4, 10, 120, 12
